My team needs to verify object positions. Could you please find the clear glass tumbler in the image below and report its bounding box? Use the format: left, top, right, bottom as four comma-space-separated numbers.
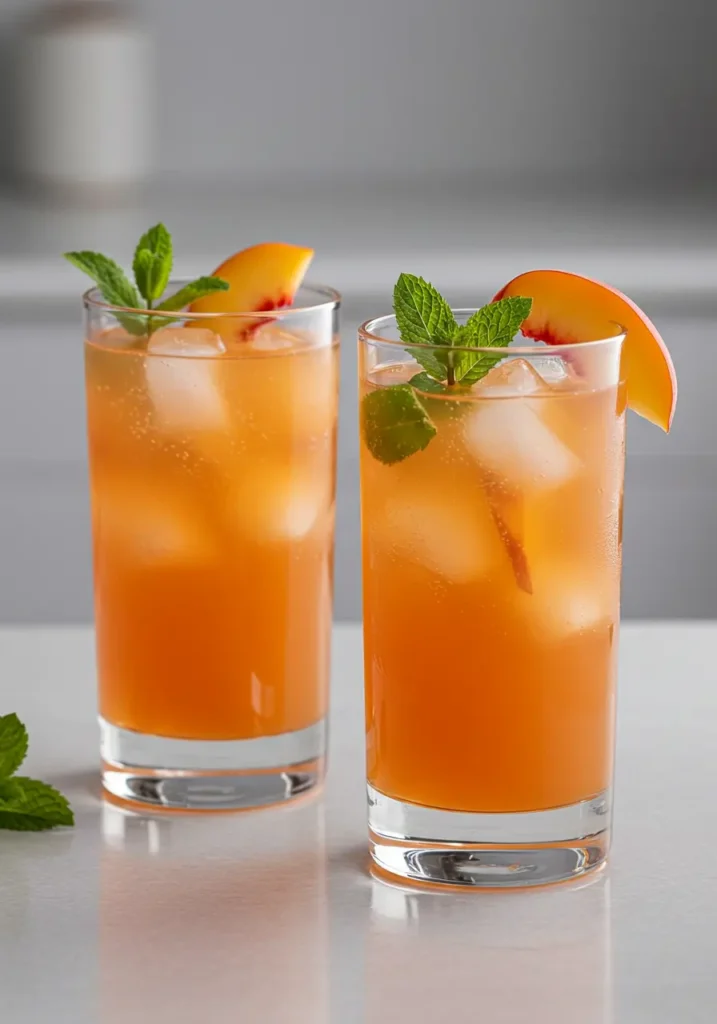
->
358, 313, 625, 887
85, 283, 340, 810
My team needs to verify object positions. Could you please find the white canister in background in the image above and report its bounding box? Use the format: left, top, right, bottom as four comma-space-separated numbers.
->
17, 1, 151, 197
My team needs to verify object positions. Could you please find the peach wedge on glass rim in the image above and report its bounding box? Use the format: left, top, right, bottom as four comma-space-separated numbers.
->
189, 242, 314, 342
494, 269, 677, 431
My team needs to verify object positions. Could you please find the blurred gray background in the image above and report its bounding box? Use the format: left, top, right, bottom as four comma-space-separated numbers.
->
0, 0, 715, 623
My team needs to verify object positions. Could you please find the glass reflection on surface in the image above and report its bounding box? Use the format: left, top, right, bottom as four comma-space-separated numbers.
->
100, 799, 329, 1024
367, 873, 612, 1024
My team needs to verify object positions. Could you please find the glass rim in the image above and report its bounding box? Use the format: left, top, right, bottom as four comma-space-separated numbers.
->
83, 279, 341, 320
359, 311, 626, 355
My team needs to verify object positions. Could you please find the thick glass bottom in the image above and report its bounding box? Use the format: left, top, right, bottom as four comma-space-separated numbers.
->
368, 784, 611, 889
100, 717, 326, 811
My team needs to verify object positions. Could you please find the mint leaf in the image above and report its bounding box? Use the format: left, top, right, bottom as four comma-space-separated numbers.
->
64, 251, 143, 310
133, 223, 173, 304
455, 296, 533, 384
64, 250, 147, 337
394, 274, 457, 381
0, 713, 28, 779
464, 296, 533, 348
393, 274, 457, 346
0, 777, 74, 831
409, 372, 451, 395
362, 384, 437, 465
155, 276, 230, 313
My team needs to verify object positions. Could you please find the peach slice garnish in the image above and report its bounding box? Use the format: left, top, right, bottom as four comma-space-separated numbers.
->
494, 269, 677, 431
189, 242, 314, 341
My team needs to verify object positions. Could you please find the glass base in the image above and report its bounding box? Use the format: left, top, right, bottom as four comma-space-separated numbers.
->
368, 784, 611, 889
100, 717, 326, 811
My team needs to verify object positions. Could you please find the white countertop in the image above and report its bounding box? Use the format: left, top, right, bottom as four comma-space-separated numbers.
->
0, 622, 715, 1023
2, 182, 716, 300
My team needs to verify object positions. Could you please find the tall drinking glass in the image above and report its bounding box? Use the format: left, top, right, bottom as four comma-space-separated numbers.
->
359, 314, 625, 887
85, 283, 340, 810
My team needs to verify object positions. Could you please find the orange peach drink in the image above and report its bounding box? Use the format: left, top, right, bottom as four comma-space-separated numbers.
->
86, 244, 338, 741
361, 271, 676, 814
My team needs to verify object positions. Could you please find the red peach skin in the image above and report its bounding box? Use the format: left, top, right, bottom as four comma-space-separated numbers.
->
189, 242, 314, 341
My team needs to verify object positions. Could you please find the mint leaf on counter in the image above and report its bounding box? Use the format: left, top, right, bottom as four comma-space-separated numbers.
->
0, 713, 28, 779
0, 713, 74, 831
0, 778, 74, 832
362, 384, 437, 465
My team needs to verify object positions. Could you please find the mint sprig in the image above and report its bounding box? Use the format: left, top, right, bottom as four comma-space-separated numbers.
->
64, 222, 229, 338
361, 275, 532, 464
361, 274, 535, 594
393, 274, 458, 381
0, 713, 74, 831
391, 274, 531, 390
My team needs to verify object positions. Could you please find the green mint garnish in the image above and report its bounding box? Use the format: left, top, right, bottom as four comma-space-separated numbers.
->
409, 371, 456, 395
64, 251, 144, 334
155, 277, 230, 313
362, 275, 536, 594
132, 223, 173, 304
362, 384, 437, 465
393, 274, 458, 382
0, 713, 74, 831
64, 223, 229, 338
361, 275, 532, 464
453, 296, 533, 385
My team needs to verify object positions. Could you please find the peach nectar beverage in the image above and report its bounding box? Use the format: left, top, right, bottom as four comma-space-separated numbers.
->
68, 228, 339, 810
359, 270, 676, 888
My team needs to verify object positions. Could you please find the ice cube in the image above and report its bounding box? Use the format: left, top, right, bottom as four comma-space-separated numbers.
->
250, 327, 296, 352
232, 461, 329, 542
145, 327, 227, 433
525, 565, 615, 640
373, 490, 496, 583
534, 355, 570, 387
465, 361, 581, 491
476, 358, 545, 397
93, 479, 212, 565
147, 326, 226, 358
